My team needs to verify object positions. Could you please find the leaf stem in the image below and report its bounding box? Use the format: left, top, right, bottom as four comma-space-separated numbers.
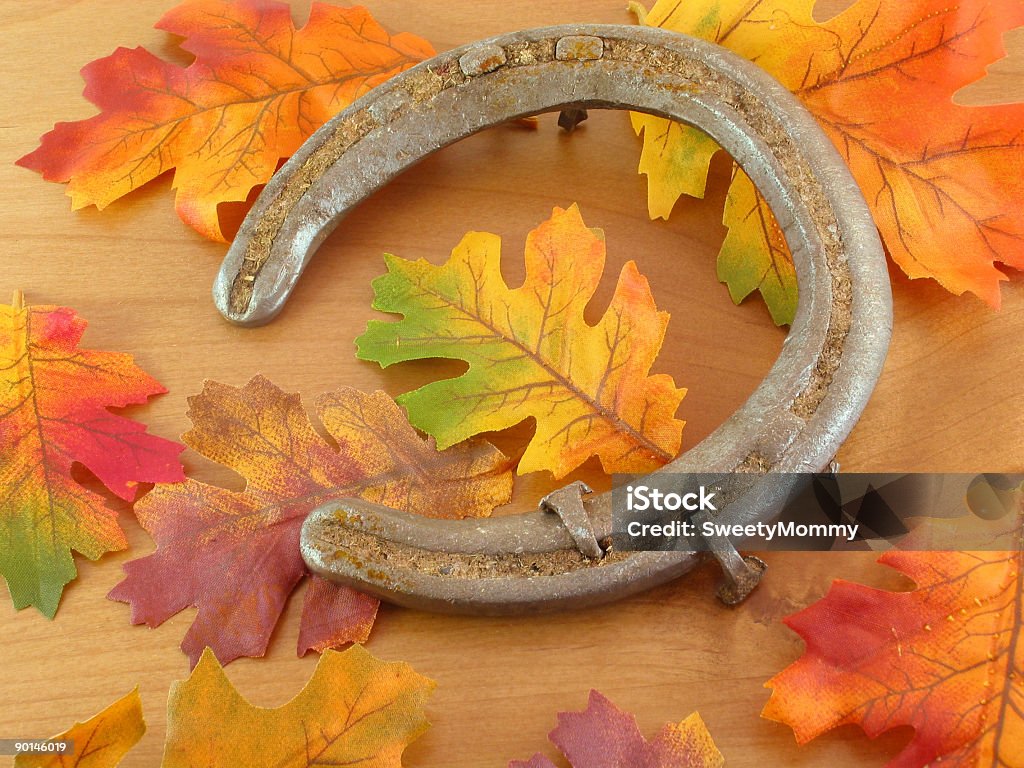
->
627, 1, 649, 25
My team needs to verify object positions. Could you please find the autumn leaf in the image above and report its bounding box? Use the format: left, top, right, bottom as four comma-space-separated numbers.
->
14, 688, 145, 768
356, 205, 686, 478
0, 293, 185, 618
162, 645, 432, 767
14, 647, 433, 767
718, 166, 797, 326
16, 0, 434, 241
108, 375, 512, 666
510, 690, 723, 768
764, 549, 1024, 767
632, 0, 1024, 322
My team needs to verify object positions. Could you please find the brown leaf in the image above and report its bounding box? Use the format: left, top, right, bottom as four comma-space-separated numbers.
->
109, 375, 512, 665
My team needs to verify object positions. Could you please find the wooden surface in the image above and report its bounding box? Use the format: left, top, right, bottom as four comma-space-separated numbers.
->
1, 1, 1023, 765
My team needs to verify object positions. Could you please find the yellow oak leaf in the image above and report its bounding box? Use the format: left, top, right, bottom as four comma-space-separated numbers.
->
163, 645, 434, 767
357, 205, 686, 478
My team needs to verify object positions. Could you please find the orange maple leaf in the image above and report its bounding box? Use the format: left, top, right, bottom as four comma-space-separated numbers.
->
0, 293, 184, 618
16, 0, 434, 241
633, 0, 1024, 319
764, 548, 1024, 767
109, 375, 512, 666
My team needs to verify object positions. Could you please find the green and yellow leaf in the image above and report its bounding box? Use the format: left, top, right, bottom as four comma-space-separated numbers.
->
357, 205, 686, 478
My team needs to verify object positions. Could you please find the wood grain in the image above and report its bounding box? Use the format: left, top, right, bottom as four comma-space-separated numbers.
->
0, 1, 1022, 766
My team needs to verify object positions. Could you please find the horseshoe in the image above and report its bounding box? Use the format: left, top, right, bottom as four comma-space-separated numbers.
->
213, 25, 891, 614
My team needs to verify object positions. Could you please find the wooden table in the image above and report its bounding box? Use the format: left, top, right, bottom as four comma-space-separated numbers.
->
1, 1, 1022, 765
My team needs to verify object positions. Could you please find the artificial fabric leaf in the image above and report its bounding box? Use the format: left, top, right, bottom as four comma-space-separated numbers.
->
356, 204, 686, 478
17, 0, 434, 241
109, 375, 512, 666
764, 549, 1024, 767
0, 293, 185, 617
163, 645, 433, 767
510, 690, 723, 768
718, 167, 797, 326
14, 688, 144, 768
632, 0, 1024, 322
295, 572, 380, 657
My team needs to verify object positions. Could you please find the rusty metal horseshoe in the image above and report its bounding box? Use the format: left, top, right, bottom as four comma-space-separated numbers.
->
213, 25, 891, 614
